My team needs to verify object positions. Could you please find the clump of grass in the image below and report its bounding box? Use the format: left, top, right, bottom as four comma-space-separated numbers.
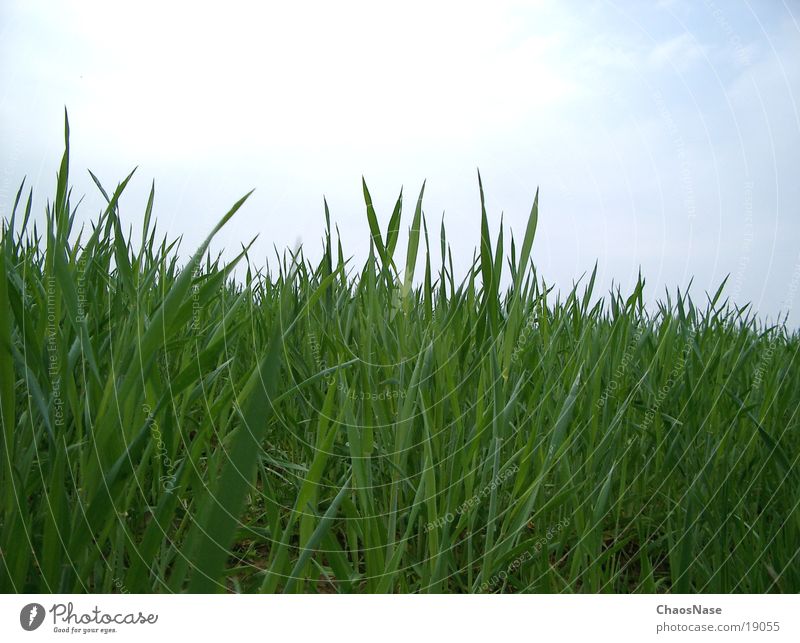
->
1, 118, 798, 593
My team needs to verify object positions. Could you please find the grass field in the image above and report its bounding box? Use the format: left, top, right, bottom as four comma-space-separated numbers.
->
1, 122, 798, 593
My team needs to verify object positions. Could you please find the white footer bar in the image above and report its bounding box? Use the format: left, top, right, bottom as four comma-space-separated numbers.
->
2, 594, 797, 642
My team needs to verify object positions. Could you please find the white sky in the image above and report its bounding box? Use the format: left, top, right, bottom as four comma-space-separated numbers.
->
1, 0, 799, 324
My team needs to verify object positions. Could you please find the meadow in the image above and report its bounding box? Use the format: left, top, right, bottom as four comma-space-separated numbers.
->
1, 121, 798, 593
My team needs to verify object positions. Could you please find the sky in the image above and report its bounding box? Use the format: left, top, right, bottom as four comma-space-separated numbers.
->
1, 0, 799, 324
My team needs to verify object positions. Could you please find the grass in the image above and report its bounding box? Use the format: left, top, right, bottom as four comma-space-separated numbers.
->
1, 118, 798, 593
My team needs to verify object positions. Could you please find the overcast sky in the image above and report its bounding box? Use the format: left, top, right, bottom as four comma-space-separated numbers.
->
1, 0, 799, 324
